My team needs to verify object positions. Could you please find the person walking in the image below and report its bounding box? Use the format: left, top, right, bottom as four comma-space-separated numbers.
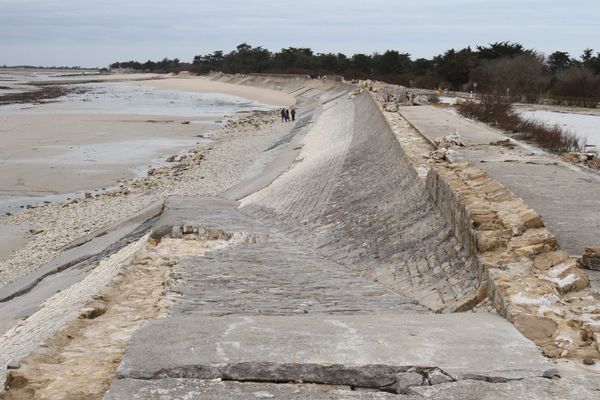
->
285, 109, 290, 122
290, 108, 296, 122
280, 108, 286, 122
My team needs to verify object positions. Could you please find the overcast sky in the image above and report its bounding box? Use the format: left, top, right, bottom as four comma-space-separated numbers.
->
1, 0, 599, 67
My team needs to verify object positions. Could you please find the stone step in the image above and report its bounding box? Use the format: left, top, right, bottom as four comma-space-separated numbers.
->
116, 313, 552, 386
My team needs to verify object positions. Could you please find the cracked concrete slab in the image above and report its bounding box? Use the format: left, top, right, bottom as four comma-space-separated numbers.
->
117, 313, 552, 383
103, 379, 410, 400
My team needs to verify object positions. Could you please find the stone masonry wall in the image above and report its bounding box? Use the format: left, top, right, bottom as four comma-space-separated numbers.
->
366, 80, 600, 360
426, 162, 600, 359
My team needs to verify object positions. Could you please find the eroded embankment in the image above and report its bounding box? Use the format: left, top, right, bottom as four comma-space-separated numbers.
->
3, 226, 244, 399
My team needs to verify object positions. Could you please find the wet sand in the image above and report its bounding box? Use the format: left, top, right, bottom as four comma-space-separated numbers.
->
0, 113, 212, 208
0, 78, 292, 212
0, 75, 293, 275
137, 76, 296, 107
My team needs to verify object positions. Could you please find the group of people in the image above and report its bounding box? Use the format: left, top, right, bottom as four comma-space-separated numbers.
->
280, 107, 296, 122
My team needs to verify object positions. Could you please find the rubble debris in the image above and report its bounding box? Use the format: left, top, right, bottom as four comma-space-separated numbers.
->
434, 133, 465, 149
561, 152, 600, 169
579, 247, 600, 271
490, 139, 516, 149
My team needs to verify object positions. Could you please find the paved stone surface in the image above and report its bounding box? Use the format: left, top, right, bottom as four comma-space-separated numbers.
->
171, 238, 424, 317
398, 105, 600, 256
117, 314, 552, 382
399, 106, 501, 145
158, 196, 424, 317
411, 377, 600, 399
104, 379, 407, 400
242, 94, 479, 312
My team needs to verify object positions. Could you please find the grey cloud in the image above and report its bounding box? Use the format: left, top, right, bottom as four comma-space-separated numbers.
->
0, 0, 598, 66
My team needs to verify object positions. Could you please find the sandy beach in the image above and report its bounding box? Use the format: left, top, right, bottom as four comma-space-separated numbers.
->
0, 74, 294, 289
137, 76, 296, 107
0, 113, 211, 202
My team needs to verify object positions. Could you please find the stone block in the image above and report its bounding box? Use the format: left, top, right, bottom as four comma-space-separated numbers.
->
511, 314, 557, 345
542, 261, 589, 294
533, 251, 569, 271
476, 231, 508, 252
521, 211, 544, 229
580, 247, 600, 271
394, 372, 424, 394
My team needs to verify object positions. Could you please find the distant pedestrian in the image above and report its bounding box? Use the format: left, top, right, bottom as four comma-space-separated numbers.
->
285, 109, 290, 122
280, 108, 286, 122
290, 108, 296, 121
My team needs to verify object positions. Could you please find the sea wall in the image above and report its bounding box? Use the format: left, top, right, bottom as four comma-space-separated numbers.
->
214, 74, 600, 359
238, 79, 481, 312
365, 81, 600, 360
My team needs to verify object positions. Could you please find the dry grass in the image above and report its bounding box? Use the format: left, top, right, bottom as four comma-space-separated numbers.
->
457, 93, 584, 153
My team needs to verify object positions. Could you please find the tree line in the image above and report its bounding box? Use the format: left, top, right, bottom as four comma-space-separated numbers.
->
110, 42, 600, 102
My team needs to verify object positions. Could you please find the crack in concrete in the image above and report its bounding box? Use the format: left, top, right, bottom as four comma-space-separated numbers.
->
134, 362, 547, 395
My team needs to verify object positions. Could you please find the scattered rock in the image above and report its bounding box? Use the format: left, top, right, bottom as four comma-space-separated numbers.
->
394, 371, 425, 394
533, 251, 570, 271
182, 225, 196, 234
171, 225, 183, 239
490, 139, 516, 149
413, 95, 429, 106
78, 303, 108, 319
84, 192, 92, 199
561, 152, 600, 169
149, 225, 174, 245
434, 133, 465, 149
383, 102, 399, 112
542, 368, 559, 378
579, 247, 600, 271
583, 358, 595, 366
426, 368, 454, 385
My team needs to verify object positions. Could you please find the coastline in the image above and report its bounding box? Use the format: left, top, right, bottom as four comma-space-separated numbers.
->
131, 76, 296, 107
0, 108, 289, 288
0, 75, 294, 289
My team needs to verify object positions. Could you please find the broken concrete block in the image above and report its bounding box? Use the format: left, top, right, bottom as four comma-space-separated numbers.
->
426, 368, 454, 385
394, 371, 424, 394
171, 225, 183, 239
